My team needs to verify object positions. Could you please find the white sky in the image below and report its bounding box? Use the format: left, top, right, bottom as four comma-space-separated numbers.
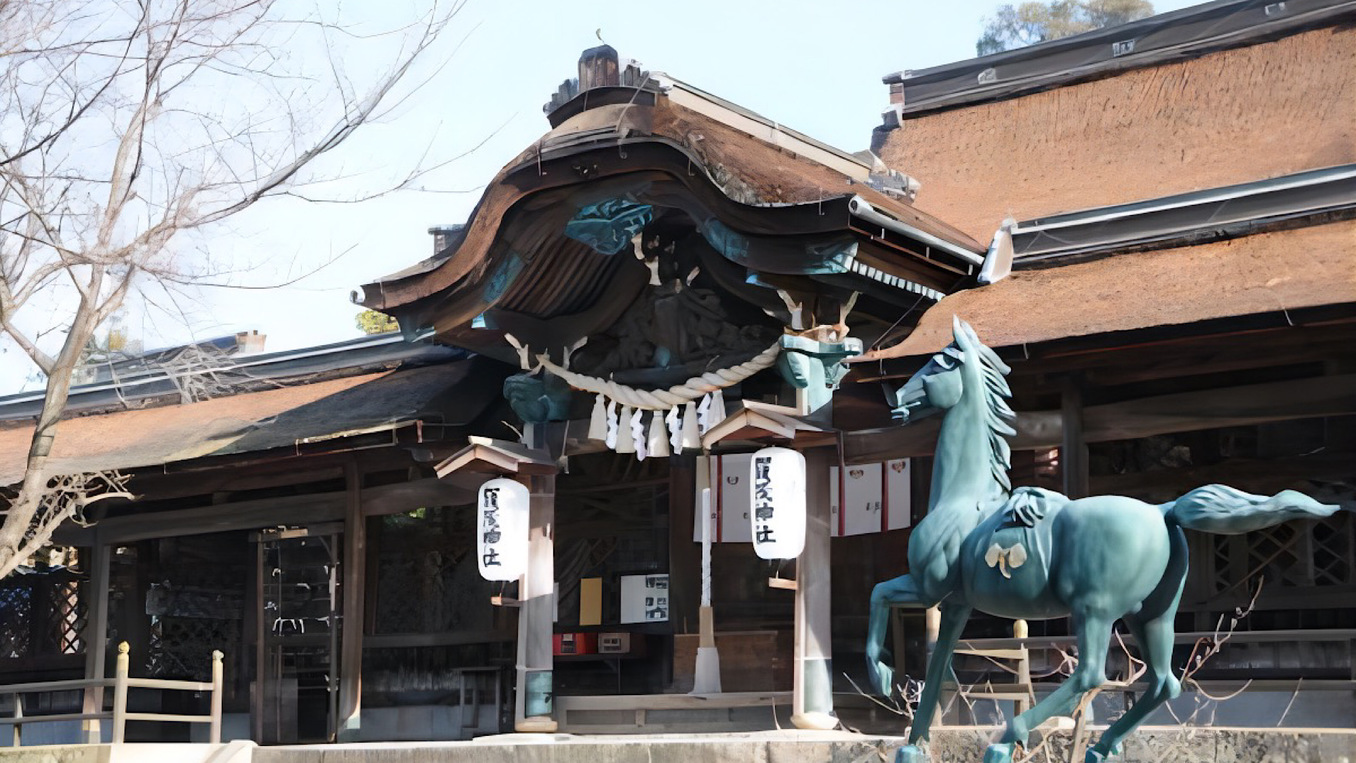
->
0, 0, 1203, 394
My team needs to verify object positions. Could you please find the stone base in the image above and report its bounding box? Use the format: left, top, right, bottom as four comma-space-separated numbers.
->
926, 726, 1356, 762
2, 728, 1352, 763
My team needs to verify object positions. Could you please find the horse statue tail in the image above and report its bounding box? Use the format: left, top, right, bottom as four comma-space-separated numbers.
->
1161, 484, 1341, 534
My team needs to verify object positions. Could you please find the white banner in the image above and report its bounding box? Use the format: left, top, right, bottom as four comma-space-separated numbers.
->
829, 458, 912, 537
696, 455, 912, 541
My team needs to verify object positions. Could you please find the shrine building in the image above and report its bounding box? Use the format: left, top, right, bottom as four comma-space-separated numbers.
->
1, 0, 1352, 745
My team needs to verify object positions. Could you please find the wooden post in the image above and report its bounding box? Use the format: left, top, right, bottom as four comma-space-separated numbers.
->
11, 692, 21, 747
1061, 375, 1089, 499
81, 536, 110, 743
667, 455, 700, 638
252, 537, 265, 743
337, 460, 366, 741
111, 642, 129, 744
210, 650, 224, 744
791, 447, 835, 730
514, 470, 557, 732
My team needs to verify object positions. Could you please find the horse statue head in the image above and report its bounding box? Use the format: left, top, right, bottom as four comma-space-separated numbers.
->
891, 316, 1014, 421
889, 316, 1018, 496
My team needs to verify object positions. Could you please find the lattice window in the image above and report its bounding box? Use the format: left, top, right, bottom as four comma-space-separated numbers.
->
46, 578, 86, 654
144, 540, 246, 681
1311, 519, 1352, 586
1209, 513, 1353, 593
0, 569, 85, 660
0, 584, 33, 659
149, 617, 238, 681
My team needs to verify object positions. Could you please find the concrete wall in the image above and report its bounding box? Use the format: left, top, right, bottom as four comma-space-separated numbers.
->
879, 27, 1356, 242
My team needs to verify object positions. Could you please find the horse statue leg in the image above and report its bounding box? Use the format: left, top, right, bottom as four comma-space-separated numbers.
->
1086, 528, 1189, 761
983, 610, 1116, 763
895, 601, 973, 763
866, 573, 924, 696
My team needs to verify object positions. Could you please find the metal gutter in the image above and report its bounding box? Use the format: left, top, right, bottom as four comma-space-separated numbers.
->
848, 195, 985, 267
0, 329, 445, 416
882, 0, 1356, 118
1009, 163, 1356, 262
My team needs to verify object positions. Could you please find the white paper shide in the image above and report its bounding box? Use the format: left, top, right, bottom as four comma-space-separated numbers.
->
749, 447, 806, 560
476, 478, 529, 581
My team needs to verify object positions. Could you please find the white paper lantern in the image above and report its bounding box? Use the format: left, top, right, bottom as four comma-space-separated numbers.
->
477, 478, 529, 581
748, 447, 806, 560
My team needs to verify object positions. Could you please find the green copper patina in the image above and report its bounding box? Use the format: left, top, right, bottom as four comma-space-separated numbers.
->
866, 317, 1342, 763
777, 332, 863, 413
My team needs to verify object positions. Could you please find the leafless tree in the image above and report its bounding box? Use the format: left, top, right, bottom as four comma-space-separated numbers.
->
0, 0, 464, 579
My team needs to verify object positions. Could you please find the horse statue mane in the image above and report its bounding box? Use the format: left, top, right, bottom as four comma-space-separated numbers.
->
868, 316, 1343, 763
950, 319, 1016, 493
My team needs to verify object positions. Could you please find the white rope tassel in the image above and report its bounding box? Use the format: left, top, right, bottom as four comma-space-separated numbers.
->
588, 394, 608, 442
710, 389, 727, 427
631, 407, 647, 461
605, 399, 619, 449
680, 401, 702, 451
616, 406, 636, 454
648, 411, 671, 458
666, 407, 682, 452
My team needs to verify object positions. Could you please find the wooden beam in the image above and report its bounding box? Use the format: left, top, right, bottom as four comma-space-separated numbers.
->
1082, 373, 1356, 442
56, 478, 473, 546
844, 413, 1062, 463
1089, 452, 1355, 503
845, 374, 1356, 463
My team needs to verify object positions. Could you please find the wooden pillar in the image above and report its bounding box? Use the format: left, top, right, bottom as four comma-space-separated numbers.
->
81, 535, 110, 743
336, 460, 365, 741
668, 455, 700, 636
1061, 375, 1089, 499
792, 447, 835, 730
515, 470, 557, 732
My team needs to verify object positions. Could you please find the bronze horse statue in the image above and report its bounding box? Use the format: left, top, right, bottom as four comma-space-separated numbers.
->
866, 318, 1341, 762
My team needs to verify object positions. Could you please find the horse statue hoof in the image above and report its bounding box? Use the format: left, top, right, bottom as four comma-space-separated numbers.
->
894, 744, 928, 763
1085, 742, 1121, 762
983, 742, 1017, 763
866, 658, 895, 697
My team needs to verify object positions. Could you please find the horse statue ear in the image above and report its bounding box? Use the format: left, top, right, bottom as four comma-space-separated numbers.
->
951, 315, 977, 352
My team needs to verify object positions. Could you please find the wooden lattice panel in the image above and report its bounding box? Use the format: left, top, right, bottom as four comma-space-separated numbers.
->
0, 584, 32, 659
46, 579, 86, 654
1209, 513, 1353, 593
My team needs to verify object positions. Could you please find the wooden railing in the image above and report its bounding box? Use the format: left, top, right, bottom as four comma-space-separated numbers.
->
0, 641, 223, 746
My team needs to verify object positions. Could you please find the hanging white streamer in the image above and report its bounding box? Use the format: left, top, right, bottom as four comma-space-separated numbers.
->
605, 399, 619, 449
630, 407, 647, 460
666, 407, 682, 451
696, 393, 713, 434
710, 389, 727, 427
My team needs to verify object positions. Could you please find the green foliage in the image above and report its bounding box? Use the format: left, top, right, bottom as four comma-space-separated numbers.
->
977, 0, 1154, 55
355, 308, 399, 335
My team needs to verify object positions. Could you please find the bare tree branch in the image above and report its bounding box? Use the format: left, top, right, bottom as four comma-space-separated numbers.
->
0, 0, 467, 579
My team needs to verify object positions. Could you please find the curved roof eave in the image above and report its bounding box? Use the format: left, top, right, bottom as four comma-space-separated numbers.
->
356, 98, 983, 319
